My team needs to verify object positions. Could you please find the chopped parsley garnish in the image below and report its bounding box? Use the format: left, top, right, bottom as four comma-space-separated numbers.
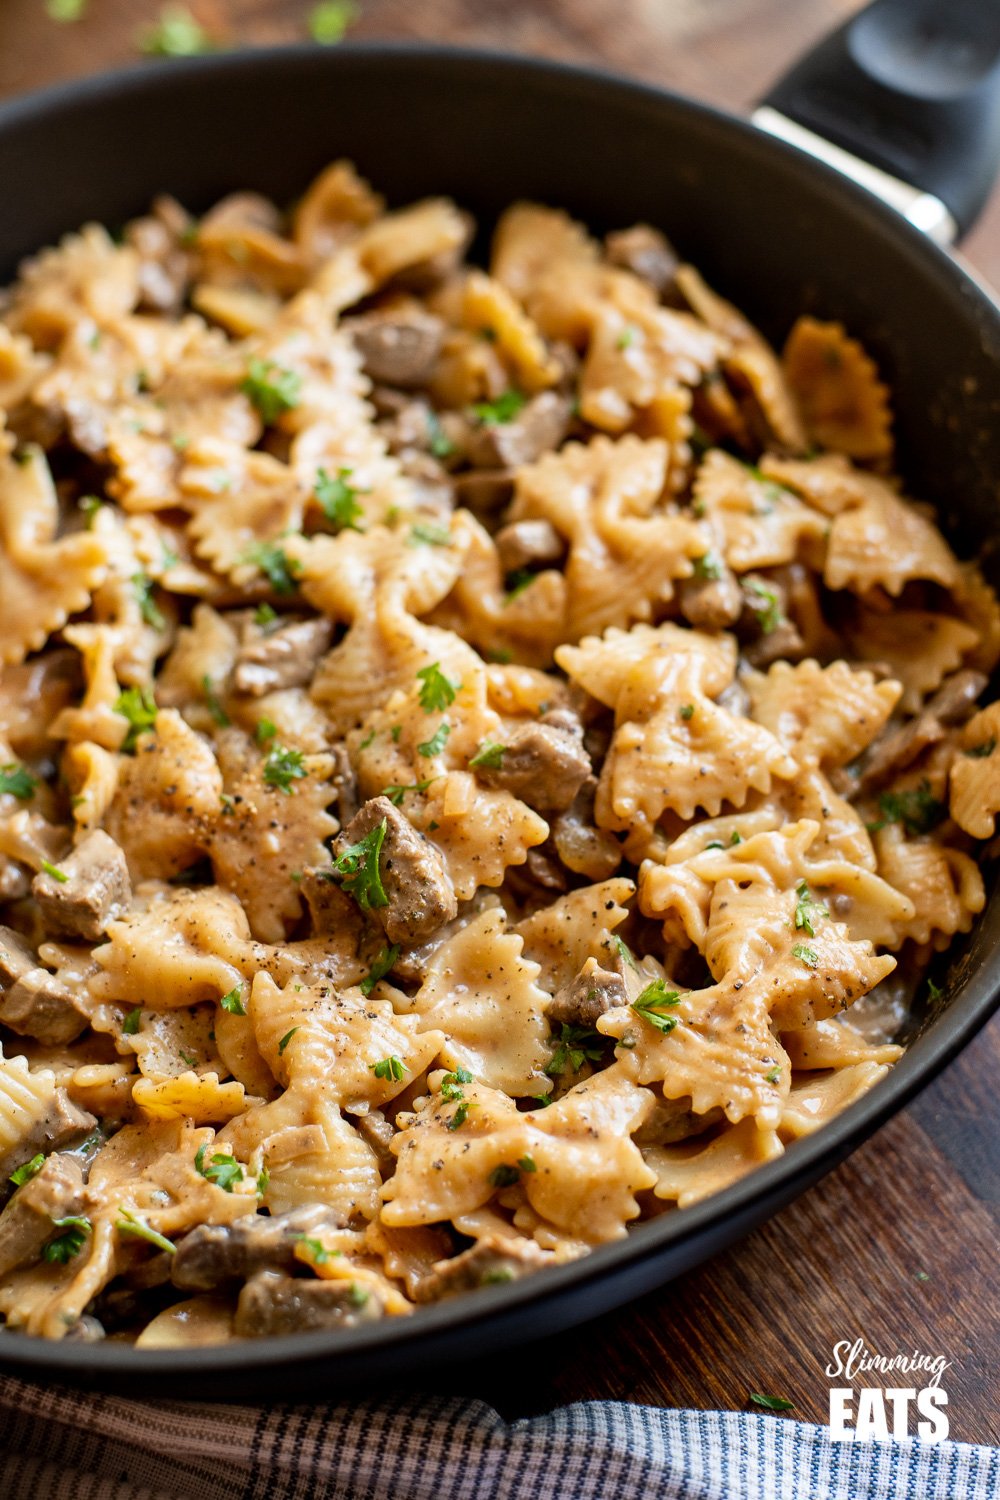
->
631, 978, 681, 1033
116, 1208, 176, 1255
243, 540, 301, 595
115, 685, 158, 752
793, 881, 828, 937
47, 0, 87, 20
418, 722, 451, 758
361, 945, 400, 997
219, 986, 246, 1015
869, 780, 946, 838
469, 739, 506, 771
131, 572, 165, 630
765, 1066, 782, 1085
202, 675, 230, 727
472, 389, 526, 425
489, 1164, 521, 1189
416, 662, 460, 712
296, 1234, 339, 1264
278, 1027, 299, 1055
504, 568, 535, 603
749, 1393, 794, 1412
371, 1055, 406, 1082
122, 1007, 142, 1035
308, 0, 357, 44
927, 978, 943, 1002
533, 1093, 552, 1108
791, 944, 818, 968
545, 1024, 604, 1076
440, 1067, 473, 1101
381, 777, 439, 806
254, 602, 278, 629
140, 5, 213, 55
347, 1283, 369, 1308
256, 1167, 270, 1197
518, 1155, 537, 1173
255, 718, 277, 744
965, 737, 996, 759
679, 704, 694, 721
9, 1153, 45, 1188
40, 859, 69, 884
482, 1267, 514, 1285
44, 1215, 92, 1263
315, 466, 364, 530
616, 326, 637, 350
78, 494, 103, 526
0, 764, 37, 801
390, 725, 403, 742
178, 1050, 198, 1067
447, 1101, 471, 1130
263, 744, 307, 794
744, 578, 782, 634
692, 553, 722, 580
240, 358, 302, 422
426, 410, 455, 458
409, 521, 452, 547
611, 934, 637, 970
194, 1144, 244, 1191
332, 817, 389, 911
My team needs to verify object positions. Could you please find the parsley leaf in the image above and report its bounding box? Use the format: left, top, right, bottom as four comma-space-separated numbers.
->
140, 5, 213, 55
241, 358, 302, 422
679, 704, 694, 721
115, 685, 158, 752
409, 522, 451, 547
219, 986, 246, 1015
545, 1024, 604, 1076
116, 1207, 176, 1255
927, 978, 943, 1002
295, 1234, 340, 1264
418, 722, 451, 758
360, 944, 400, 997
869, 779, 946, 837
371, 1055, 406, 1082
692, 553, 723, 580
278, 1027, 299, 1055
744, 578, 782, 634
440, 1067, 474, 1101
9, 1153, 45, 1188
749, 1393, 794, 1412
47, 0, 87, 20
416, 662, 460, 712
255, 718, 277, 744
381, 776, 439, 806
765, 1065, 782, 1085
308, 0, 357, 44
632, 978, 681, 1033
504, 568, 535, 603
44, 1215, 92, 1263
254, 602, 278, 629
263, 744, 307, 794
965, 737, 996, 759
0, 764, 37, 802
469, 739, 506, 771
426, 410, 455, 458
315, 467, 364, 530
611, 934, 637, 970
793, 881, 828, 937
242, 540, 301, 595
40, 859, 69, 884
194, 1144, 243, 1192
616, 325, 637, 350
332, 818, 389, 911
202, 675, 230, 727
489, 1164, 521, 1189
791, 943, 818, 967
132, 572, 165, 630
122, 1007, 142, 1035
472, 390, 526, 425
447, 1101, 471, 1130
518, 1155, 537, 1173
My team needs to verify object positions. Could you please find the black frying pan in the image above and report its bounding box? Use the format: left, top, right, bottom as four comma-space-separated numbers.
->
1, 1, 999, 1399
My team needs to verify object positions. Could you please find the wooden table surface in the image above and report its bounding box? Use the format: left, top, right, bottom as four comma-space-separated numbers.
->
1, 0, 998, 1448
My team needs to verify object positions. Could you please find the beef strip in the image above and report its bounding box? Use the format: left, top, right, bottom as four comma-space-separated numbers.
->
234, 1269, 385, 1336
604, 224, 679, 296
452, 468, 516, 518
0, 927, 90, 1044
494, 518, 566, 575
172, 1205, 340, 1291
857, 669, 987, 794
299, 865, 361, 938
351, 310, 445, 388
233, 616, 333, 697
738, 573, 805, 668
354, 1108, 396, 1179
412, 1235, 548, 1302
334, 796, 457, 945
472, 719, 590, 814
466, 392, 573, 470
677, 565, 743, 631
330, 741, 359, 826
0, 925, 33, 988
551, 778, 623, 881
0, 1091, 95, 1189
548, 957, 628, 1029
31, 830, 131, 941
0, 1154, 87, 1277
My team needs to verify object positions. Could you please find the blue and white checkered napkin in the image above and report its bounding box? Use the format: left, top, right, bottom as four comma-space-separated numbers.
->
0, 1376, 997, 1499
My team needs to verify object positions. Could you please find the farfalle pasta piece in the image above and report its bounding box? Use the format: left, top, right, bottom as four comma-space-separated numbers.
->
822, 467, 961, 597
950, 702, 1000, 838
748, 659, 901, 769
90, 886, 250, 1011
491, 202, 598, 304
646, 1117, 784, 1209
846, 609, 980, 714
6, 223, 139, 347
557, 620, 736, 709
132, 1071, 248, 1123
461, 271, 561, 392
782, 316, 893, 462
779, 1060, 892, 1139
515, 878, 635, 994
691, 449, 827, 572
873, 823, 985, 949
104, 708, 221, 881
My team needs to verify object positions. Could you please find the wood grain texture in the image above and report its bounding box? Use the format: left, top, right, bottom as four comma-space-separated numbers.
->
0, 0, 998, 1445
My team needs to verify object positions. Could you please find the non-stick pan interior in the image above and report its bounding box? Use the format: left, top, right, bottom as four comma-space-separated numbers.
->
0, 45, 997, 1394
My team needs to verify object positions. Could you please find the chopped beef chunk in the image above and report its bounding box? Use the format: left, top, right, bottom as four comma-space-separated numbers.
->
466, 392, 573, 469
233, 616, 333, 697
452, 468, 516, 517
738, 573, 805, 667
0, 1155, 87, 1277
330, 742, 359, 826
31, 830, 131, 941
494, 518, 566, 575
354, 1108, 395, 1178
548, 957, 628, 1028
0, 928, 90, 1044
0, 1091, 95, 1189
857, 669, 987, 794
335, 796, 457, 945
299, 865, 361, 938
523, 846, 568, 892
412, 1235, 548, 1302
472, 720, 590, 814
677, 564, 743, 631
234, 1269, 385, 1336
633, 1096, 723, 1147
351, 310, 445, 388
604, 224, 679, 296
172, 1206, 339, 1292
551, 778, 623, 881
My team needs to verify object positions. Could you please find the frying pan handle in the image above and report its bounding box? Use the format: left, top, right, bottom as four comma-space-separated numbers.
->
754, 0, 1000, 243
